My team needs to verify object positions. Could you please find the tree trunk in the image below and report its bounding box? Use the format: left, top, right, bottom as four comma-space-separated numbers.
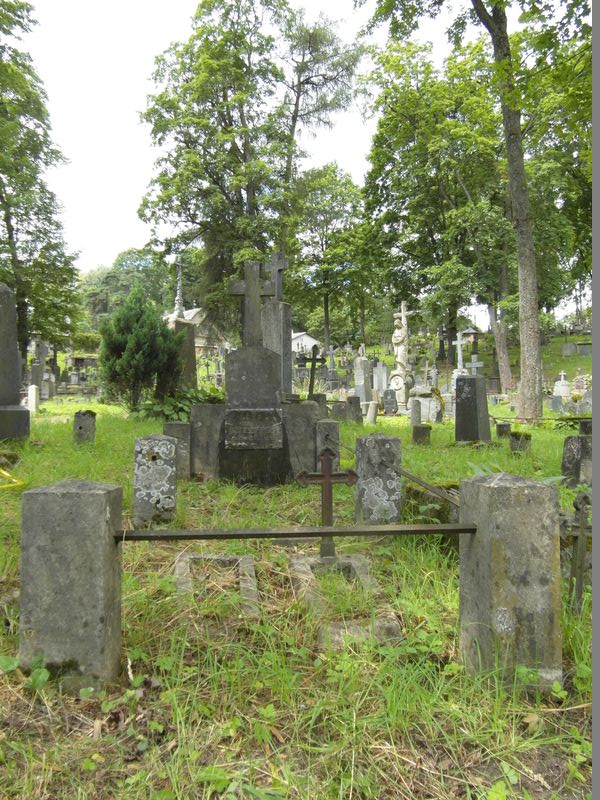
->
359, 294, 366, 343
471, 0, 543, 419
487, 304, 513, 394
0, 181, 29, 359
323, 292, 331, 353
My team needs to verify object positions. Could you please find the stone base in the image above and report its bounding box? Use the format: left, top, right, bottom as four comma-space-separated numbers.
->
173, 553, 260, 621
0, 405, 30, 440
289, 554, 402, 649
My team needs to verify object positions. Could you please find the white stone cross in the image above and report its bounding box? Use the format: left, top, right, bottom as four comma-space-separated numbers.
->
559, 370, 568, 382
452, 331, 464, 370
468, 354, 484, 375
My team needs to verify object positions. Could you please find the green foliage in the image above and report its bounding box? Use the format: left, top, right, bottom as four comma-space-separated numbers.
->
99, 288, 183, 411
139, 385, 224, 422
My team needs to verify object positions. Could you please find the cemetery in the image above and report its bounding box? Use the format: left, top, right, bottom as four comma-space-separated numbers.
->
0, 1, 592, 797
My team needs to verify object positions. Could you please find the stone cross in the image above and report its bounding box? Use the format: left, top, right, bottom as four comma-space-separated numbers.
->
229, 261, 275, 346
452, 331, 465, 370
296, 448, 358, 559
559, 370, 567, 382
328, 346, 336, 370
468, 354, 484, 376
265, 252, 288, 302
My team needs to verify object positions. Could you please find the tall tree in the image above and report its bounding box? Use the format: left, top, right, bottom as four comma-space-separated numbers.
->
361, 0, 589, 417
0, 0, 78, 357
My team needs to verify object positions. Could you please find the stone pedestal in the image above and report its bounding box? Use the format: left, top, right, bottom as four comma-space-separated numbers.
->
133, 435, 177, 526
73, 410, 96, 444
459, 474, 562, 689
412, 423, 431, 445
355, 435, 403, 524
455, 375, 491, 442
19, 481, 122, 687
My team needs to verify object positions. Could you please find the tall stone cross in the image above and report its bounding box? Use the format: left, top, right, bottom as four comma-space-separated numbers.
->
229, 261, 275, 347
468, 354, 484, 376
296, 448, 358, 560
266, 252, 288, 302
452, 331, 465, 370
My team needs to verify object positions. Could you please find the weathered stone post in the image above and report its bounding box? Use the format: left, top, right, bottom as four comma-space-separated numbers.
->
410, 399, 421, 427
365, 400, 378, 424
133, 435, 177, 526
27, 384, 39, 413
355, 435, 403, 523
412, 423, 431, 445
459, 473, 562, 689
19, 480, 122, 687
74, 410, 96, 444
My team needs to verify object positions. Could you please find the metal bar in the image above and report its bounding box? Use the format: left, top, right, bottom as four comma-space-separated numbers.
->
396, 464, 460, 508
115, 523, 477, 543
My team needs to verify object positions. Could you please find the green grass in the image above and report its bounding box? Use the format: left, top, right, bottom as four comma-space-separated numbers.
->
0, 396, 592, 800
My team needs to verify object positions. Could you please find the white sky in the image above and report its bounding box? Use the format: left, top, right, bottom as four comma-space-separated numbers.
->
24, 0, 395, 272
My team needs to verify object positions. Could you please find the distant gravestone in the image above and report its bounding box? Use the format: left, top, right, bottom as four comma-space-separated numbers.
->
30, 362, 43, 391
346, 396, 363, 424
383, 389, 398, 416
455, 375, 491, 442
355, 435, 403, 524
73, 410, 96, 444
561, 343, 577, 356
27, 384, 39, 413
561, 435, 592, 487
409, 398, 421, 427
576, 342, 592, 356
553, 371, 570, 399
0, 283, 30, 439
163, 421, 192, 480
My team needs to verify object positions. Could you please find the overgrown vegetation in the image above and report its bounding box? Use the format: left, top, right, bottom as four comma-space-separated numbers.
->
0, 402, 591, 799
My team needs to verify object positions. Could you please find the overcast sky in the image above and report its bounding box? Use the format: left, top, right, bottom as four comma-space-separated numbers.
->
24, 0, 399, 272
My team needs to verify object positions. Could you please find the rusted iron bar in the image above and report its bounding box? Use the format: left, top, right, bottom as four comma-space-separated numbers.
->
115, 523, 477, 543
395, 463, 460, 508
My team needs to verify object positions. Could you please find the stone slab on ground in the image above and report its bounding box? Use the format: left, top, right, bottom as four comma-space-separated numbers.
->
173, 553, 260, 621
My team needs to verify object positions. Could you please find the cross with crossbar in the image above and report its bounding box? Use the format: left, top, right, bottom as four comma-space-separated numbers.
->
229, 261, 275, 346
296, 448, 358, 560
297, 343, 326, 397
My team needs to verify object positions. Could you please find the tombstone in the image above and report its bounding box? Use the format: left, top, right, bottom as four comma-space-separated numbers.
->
409, 398, 421, 427
73, 410, 96, 444
346, 396, 363, 424
553, 371, 571, 399
331, 401, 347, 421
496, 422, 511, 438
27, 384, 40, 413
561, 343, 577, 357
455, 375, 491, 442
572, 370, 589, 395
509, 431, 531, 454
69, 372, 79, 386
354, 357, 373, 403
576, 342, 592, 357
579, 419, 592, 436
163, 421, 192, 480
459, 473, 562, 689
550, 395, 563, 412
30, 362, 43, 391
383, 389, 398, 416
372, 362, 388, 393
355, 435, 403, 524
133, 435, 177, 526
19, 480, 123, 688
0, 283, 30, 439
412, 424, 431, 445
365, 400, 378, 424
561, 435, 592, 487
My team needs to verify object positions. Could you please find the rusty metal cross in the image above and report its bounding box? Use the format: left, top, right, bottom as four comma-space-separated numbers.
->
296, 448, 358, 560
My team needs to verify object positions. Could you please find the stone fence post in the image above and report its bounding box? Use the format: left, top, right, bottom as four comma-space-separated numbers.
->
19, 480, 122, 688
355, 435, 403, 524
459, 473, 562, 689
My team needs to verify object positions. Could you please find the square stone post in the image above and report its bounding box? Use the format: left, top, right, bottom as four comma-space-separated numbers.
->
459, 473, 562, 689
19, 480, 122, 686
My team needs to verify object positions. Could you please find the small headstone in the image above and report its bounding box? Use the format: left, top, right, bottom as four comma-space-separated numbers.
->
365, 400, 378, 424
412, 423, 431, 445
561, 435, 592, 487
561, 343, 577, 357
576, 342, 592, 356
455, 375, 491, 442
572, 370, 589, 395
30, 362, 43, 390
553, 371, 570, 399
496, 421, 511, 438
346, 396, 363, 424
331, 402, 347, 421
28, 384, 40, 413
133, 435, 177, 526
73, 410, 96, 444
355, 435, 403, 523
383, 389, 398, 416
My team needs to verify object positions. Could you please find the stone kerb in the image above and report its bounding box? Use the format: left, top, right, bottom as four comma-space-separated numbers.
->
355, 435, 403, 524
459, 473, 562, 689
19, 480, 122, 687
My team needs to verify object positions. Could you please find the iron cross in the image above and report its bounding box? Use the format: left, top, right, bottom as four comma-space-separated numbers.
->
297, 343, 326, 397
296, 448, 358, 560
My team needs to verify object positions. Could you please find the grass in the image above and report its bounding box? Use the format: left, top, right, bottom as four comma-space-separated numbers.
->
0, 393, 592, 800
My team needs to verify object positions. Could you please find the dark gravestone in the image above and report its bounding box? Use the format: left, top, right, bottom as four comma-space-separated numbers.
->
412, 423, 431, 445
383, 389, 398, 416
496, 421, 511, 438
73, 410, 96, 444
455, 375, 491, 443
0, 283, 30, 440
579, 419, 592, 436
346, 396, 363, 424
225, 347, 281, 409
561, 435, 592, 487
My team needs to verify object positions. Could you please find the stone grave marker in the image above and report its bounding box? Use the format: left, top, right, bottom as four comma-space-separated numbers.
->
74, 410, 96, 444
383, 389, 398, 416
455, 374, 491, 442
355, 435, 403, 524
0, 283, 30, 439
133, 435, 177, 526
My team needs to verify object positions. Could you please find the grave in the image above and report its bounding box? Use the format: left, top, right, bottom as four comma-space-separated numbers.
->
355, 435, 403, 524
0, 283, 30, 440
383, 389, 398, 416
455, 375, 491, 443
261, 253, 293, 395
133, 435, 177, 526
73, 410, 96, 444
189, 261, 335, 485
561, 435, 592, 487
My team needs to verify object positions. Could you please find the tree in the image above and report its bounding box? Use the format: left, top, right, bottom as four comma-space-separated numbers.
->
99, 288, 182, 411
361, 0, 589, 417
0, 1, 78, 357
288, 163, 362, 351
